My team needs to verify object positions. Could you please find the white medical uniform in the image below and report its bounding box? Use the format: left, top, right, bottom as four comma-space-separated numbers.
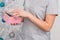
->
20, 0, 58, 40
0, 0, 58, 40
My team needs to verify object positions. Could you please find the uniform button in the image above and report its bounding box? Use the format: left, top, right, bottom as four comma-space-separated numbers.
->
9, 32, 15, 38
0, 2, 5, 7
0, 37, 4, 40
2, 18, 6, 23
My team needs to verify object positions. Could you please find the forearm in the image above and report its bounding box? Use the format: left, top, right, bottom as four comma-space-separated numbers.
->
27, 14, 51, 32
11, 9, 56, 31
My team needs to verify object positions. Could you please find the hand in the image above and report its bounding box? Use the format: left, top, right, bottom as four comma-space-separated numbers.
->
10, 9, 31, 18
9, 9, 32, 25
4, 11, 24, 25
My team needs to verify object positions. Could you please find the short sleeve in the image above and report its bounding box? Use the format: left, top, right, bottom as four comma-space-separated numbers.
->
46, 0, 58, 16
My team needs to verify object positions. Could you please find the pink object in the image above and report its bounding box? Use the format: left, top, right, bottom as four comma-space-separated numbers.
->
4, 13, 22, 24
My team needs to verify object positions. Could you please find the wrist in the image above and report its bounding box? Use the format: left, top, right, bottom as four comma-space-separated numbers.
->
27, 13, 33, 19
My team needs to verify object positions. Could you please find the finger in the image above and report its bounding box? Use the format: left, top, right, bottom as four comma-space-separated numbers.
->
10, 9, 19, 13
11, 23, 16, 25
9, 9, 16, 12
11, 23, 19, 25
15, 23, 18, 25
13, 13, 18, 16
11, 24, 14, 25
14, 14, 20, 18
11, 23, 15, 25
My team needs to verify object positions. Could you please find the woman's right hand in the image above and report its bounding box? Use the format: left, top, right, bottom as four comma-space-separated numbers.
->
4, 12, 24, 25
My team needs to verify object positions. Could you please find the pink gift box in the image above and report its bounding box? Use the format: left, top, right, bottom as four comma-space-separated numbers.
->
4, 13, 23, 24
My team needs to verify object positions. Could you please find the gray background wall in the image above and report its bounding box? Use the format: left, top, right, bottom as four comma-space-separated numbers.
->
51, 0, 60, 40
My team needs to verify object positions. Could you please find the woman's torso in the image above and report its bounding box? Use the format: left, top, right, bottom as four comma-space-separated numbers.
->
21, 0, 50, 40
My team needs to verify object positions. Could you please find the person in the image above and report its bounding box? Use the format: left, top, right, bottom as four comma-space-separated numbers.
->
11, 0, 58, 40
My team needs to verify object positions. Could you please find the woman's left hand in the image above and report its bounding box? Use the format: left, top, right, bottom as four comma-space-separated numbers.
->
11, 9, 31, 18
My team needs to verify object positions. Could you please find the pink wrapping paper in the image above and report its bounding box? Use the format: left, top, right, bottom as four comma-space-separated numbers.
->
4, 13, 22, 24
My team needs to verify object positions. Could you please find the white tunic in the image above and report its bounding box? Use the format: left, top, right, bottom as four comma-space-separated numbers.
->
0, 0, 58, 40
20, 0, 58, 40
